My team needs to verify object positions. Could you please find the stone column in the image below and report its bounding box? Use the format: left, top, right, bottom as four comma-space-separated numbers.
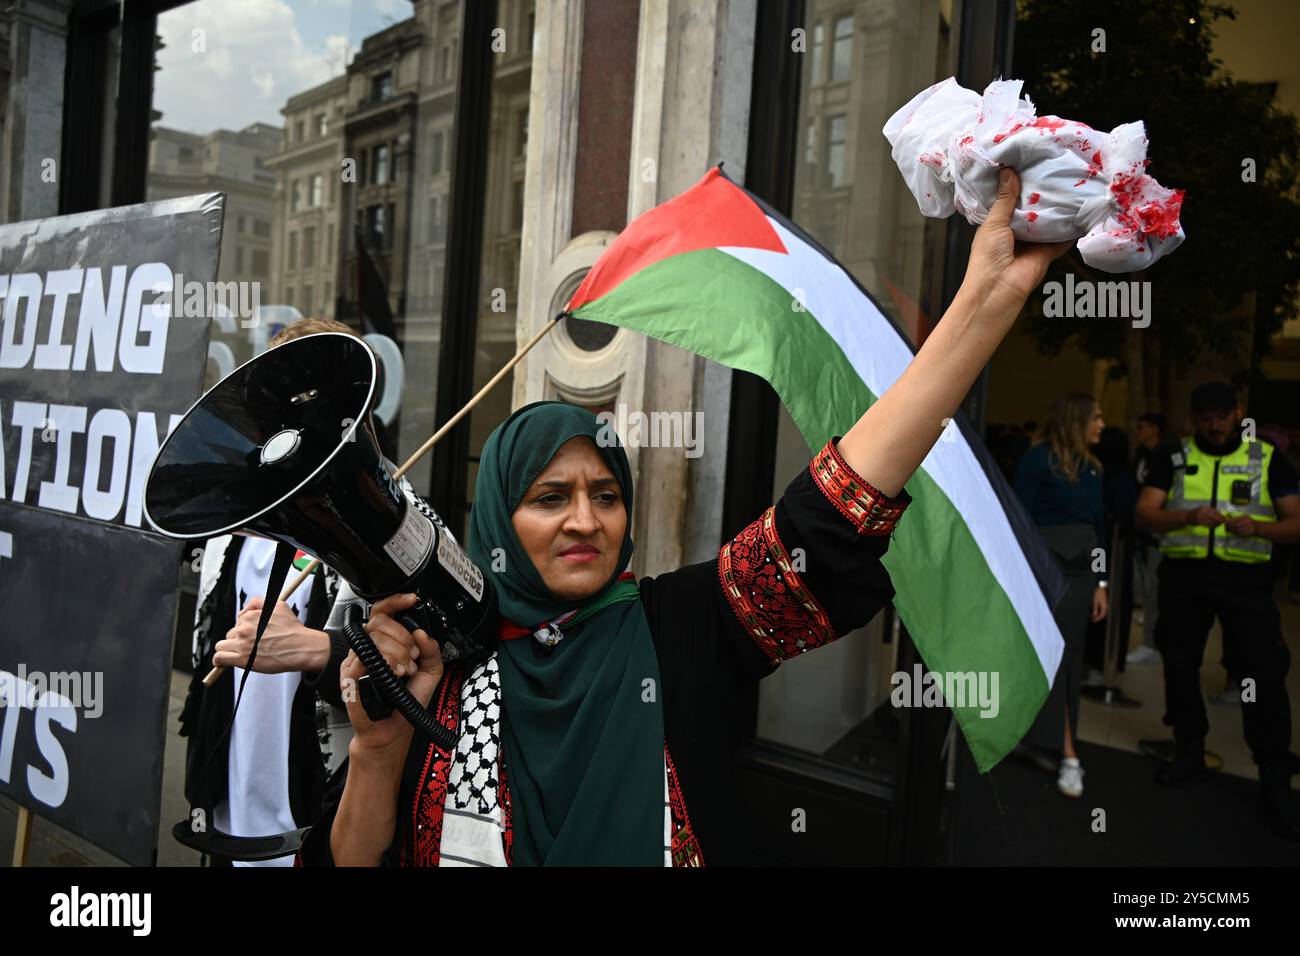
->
515, 0, 756, 577
0, 0, 72, 224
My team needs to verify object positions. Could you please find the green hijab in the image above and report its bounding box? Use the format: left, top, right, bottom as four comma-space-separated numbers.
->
466, 401, 664, 866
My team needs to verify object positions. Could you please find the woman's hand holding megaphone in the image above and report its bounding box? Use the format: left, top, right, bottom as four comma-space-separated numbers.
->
341, 592, 445, 756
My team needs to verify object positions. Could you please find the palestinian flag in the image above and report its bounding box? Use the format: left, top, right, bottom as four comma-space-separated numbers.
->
564, 165, 1065, 771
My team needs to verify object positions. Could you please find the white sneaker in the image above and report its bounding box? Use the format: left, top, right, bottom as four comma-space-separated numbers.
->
1126, 645, 1161, 665
1210, 685, 1241, 706
1058, 758, 1084, 797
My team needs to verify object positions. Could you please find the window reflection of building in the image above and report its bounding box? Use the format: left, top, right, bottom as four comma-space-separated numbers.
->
0, 18, 9, 156
266, 75, 347, 323
797, 0, 950, 341
399, 0, 462, 493
758, 0, 954, 762
146, 123, 280, 302
464, 0, 535, 507
340, 16, 423, 331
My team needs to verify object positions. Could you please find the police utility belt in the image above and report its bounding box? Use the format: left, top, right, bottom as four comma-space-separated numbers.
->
1161, 439, 1276, 564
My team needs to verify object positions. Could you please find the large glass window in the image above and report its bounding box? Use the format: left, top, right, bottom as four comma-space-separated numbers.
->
831, 14, 854, 83
462, 0, 536, 513
431, 130, 445, 174
366, 205, 386, 249
811, 22, 825, 86
755, 0, 955, 772
147, 0, 474, 510
826, 113, 847, 187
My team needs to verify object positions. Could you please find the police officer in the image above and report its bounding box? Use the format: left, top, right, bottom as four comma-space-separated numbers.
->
1135, 382, 1300, 840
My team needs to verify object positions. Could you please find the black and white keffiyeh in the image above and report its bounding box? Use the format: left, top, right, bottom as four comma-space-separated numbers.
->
436, 653, 674, 867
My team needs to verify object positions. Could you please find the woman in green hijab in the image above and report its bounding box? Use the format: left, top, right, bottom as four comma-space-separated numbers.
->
304, 168, 1069, 866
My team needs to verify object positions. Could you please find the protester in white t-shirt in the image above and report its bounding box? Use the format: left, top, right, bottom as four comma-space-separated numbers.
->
216, 538, 318, 866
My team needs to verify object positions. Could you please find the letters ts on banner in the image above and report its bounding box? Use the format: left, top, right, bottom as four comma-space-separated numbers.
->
0, 264, 184, 528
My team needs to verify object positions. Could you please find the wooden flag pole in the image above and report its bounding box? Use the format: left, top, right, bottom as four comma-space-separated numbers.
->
201, 314, 565, 687
13, 806, 32, 867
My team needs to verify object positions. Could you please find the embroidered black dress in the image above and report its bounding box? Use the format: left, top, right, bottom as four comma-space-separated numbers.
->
298, 436, 909, 866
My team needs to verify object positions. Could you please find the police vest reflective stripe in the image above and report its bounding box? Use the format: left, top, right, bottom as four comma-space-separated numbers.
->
1161, 438, 1276, 563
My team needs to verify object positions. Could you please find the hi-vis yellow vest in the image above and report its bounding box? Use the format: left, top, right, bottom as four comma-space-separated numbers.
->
1161, 438, 1276, 563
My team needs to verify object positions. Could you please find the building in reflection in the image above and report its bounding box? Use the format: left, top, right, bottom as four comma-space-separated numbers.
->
340, 14, 424, 331
265, 75, 348, 318
147, 123, 280, 296
795, 0, 951, 344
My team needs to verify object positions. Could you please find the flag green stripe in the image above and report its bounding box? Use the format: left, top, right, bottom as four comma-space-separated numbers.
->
574, 248, 1047, 769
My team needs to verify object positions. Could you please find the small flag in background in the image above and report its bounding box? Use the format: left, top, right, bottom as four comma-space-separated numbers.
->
564, 165, 1066, 771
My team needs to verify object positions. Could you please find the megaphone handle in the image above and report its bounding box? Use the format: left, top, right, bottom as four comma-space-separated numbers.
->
201, 560, 321, 687
341, 604, 457, 749
355, 673, 395, 722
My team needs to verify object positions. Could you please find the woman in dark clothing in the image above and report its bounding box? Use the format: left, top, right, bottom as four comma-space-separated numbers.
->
302, 168, 1072, 866
1085, 426, 1139, 677
1014, 393, 1108, 798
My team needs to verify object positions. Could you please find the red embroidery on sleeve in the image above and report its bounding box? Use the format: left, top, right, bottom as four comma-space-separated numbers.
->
666, 745, 704, 867
719, 505, 837, 663
499, 745, 514, 866
408, 667, 462, 867
810, 438, 908, 535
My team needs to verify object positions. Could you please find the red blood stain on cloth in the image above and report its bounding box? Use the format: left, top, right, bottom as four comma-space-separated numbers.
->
1027, 211, 1039, 222
1110, 173, 1184, 240
992, 115, 1068, 144
1073, 150, 1105, 187
1028, 192, 1041, 204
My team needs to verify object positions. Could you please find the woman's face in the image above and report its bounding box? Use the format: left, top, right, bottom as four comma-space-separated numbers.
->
1087, 405, 1105, 445
510, 435, 627, 602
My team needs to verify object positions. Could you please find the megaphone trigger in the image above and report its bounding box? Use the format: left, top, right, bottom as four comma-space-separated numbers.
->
395, 612, 425, 638
356, 673, 395, 722
394, 605, 461, 662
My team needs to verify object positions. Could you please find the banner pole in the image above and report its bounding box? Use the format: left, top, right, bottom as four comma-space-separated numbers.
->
13, 806, 32, 867
201, 313, 566, 687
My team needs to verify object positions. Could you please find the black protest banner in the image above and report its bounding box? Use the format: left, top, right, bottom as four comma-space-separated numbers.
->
0, 194, 224, 866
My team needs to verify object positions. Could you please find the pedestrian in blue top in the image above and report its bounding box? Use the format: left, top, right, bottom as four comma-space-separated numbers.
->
1014, 393, 1109, 797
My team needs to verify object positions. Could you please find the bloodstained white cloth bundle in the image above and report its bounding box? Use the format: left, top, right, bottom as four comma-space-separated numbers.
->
883, 77, 1185, 273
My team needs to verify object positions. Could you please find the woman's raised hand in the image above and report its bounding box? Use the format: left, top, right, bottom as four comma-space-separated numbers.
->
962, 167, 1074, 322
341, 592, 445, 759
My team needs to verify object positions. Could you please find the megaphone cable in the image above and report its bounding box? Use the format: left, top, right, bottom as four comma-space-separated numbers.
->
341, 603, 457, 750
